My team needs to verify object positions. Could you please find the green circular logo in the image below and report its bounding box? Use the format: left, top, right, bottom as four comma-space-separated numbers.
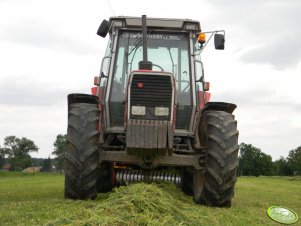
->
267, 206, 299, 224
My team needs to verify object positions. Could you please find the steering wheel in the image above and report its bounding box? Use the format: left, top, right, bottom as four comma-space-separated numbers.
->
152, 64, 164, 71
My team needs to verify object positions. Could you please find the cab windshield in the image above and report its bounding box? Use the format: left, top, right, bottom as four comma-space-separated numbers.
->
110, 30, 192, 129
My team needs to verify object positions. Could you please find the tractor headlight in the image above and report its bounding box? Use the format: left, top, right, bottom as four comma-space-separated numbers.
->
155, 107, 169, 116
131, 106, 146, 115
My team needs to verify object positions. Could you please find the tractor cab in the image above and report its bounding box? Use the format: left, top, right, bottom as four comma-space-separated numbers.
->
96, 16, 204, 135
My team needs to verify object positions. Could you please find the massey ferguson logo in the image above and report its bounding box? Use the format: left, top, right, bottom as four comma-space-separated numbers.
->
137, 82, 144, 89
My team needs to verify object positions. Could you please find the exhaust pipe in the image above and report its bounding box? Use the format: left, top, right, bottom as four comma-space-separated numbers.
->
138, 15, 152, 70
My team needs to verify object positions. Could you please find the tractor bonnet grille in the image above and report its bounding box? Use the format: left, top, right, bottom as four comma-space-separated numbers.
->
130, 73, 172, 120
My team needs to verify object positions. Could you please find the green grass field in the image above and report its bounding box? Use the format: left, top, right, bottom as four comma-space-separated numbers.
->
0, 172, 300, 226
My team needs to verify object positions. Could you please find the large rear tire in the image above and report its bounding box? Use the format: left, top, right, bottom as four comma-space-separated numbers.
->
64, 103, 99, 200
194, 110, 239, 207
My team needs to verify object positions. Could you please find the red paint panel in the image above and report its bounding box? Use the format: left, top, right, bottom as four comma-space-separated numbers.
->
91, 87, 97, 95
91, 86, 104, 100
198, 91, 211, 110
91, 86, 104, 111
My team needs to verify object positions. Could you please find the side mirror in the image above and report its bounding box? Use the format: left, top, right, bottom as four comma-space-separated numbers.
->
97, 20, 110, 38
195, 60, 204, 82
214, 34, 225, 50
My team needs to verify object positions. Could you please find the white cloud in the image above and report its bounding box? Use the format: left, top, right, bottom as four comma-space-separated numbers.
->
0, 76, 67, 106
240, 30, 301, 70
1, 21, 98, 55
201, 0, 301, 69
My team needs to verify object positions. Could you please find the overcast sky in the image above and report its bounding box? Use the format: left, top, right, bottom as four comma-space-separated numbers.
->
0, 0, 300, 160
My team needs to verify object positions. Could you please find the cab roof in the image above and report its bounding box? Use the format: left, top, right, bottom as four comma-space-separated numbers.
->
109, 16, 201, 31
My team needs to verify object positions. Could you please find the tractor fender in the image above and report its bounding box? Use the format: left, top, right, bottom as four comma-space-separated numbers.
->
201, 102, 237, 114
67, 93, 103, 143
67, 93, 99, 110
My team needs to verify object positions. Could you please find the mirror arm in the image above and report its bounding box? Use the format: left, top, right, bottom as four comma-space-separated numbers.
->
101, 72, 108, 78
197, 30, 225, 53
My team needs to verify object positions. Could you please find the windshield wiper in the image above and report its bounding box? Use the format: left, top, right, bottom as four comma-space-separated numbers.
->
128, 36, 143, 72
128, 36, 143, 56
168, 48, 176, 75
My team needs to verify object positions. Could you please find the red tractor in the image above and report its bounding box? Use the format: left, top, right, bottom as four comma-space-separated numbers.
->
64, 15, 239, 207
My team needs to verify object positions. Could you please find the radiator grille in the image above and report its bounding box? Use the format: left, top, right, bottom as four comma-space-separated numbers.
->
130, 73, 172, 120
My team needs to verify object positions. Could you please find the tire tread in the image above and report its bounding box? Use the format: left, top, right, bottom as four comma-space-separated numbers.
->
195, 110, 239, 207
64, 103, 99, 200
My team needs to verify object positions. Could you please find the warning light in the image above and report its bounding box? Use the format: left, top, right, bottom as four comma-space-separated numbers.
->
198, 33, 206, 44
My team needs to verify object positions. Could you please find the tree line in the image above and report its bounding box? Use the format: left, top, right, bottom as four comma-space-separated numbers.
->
239, 143, 301, 176
0, 135, 66, 172
1, 135, 300, 176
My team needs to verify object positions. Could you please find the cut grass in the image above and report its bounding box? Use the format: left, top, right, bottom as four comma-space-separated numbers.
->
0, 172, 300, 226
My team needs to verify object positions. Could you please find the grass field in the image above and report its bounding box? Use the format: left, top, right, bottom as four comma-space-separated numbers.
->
0, 172, 300, 226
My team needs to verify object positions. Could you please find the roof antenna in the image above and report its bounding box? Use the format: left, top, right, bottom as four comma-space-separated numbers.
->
139, 15, 152, 70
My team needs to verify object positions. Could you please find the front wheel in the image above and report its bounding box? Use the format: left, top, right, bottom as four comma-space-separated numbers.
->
64, 103, 100, 200
194, 110, 239, 207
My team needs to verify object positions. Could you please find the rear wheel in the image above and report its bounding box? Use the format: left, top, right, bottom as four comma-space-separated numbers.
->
194, 110, 239, 207
64, 103, 99, 200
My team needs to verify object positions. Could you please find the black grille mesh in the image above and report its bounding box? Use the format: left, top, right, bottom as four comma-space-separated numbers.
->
130, 73, 172, 120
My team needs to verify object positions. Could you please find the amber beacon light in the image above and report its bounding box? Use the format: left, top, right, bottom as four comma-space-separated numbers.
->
198, 33, 206, 44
